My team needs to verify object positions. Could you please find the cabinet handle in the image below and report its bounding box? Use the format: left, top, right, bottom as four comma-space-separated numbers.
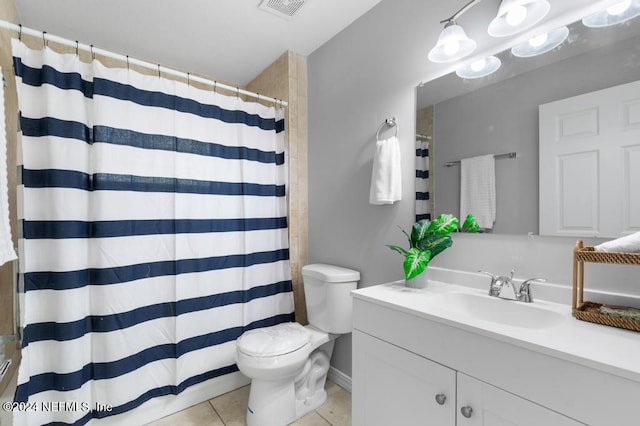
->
460, 406, 473, 418
435, 393, 446, 405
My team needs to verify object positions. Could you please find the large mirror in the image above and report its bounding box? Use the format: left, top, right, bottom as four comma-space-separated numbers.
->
416, 13, 640, 235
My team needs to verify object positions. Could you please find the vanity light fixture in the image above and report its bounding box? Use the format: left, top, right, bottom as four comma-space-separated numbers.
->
582, 0, 640, 28
455, 55, 502, 79
488, 0, 551, 37
510, 26, 569, 57
428, 21, 477, 63
428, 0, 479, 63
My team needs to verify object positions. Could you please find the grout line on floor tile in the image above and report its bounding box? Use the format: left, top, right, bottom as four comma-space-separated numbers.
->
315, 409, 332, 426
208, 400, 227, 426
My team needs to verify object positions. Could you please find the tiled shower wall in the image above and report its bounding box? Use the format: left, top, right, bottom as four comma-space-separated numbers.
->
247, 52, 309, 324
0, 0, 20, 394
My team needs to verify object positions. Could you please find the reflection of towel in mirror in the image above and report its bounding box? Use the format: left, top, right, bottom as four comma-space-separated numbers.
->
369, 136, 402, 205
460, 154, 495, 229
595, 231, 640, 253
0, 67, 17, 266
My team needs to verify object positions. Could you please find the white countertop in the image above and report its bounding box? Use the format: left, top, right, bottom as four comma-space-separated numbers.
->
352, 279, 640, 383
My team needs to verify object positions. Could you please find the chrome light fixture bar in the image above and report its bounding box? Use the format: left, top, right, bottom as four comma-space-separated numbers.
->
510, 26, 569, 57
488, 0, 551, 37
582, 0, 640, 28
428, 0, 479, 63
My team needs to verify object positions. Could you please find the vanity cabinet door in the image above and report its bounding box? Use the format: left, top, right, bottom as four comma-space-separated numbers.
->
352, 330, 456, 426
456, 373, 584, 426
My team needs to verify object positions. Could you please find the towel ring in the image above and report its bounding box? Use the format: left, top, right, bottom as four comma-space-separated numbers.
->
376, 118, 398, 141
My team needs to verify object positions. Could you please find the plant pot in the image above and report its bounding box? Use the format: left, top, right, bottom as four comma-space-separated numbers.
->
406, 269, 428, 289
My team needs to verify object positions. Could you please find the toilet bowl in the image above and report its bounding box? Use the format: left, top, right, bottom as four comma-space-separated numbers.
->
235, 264, 360, 426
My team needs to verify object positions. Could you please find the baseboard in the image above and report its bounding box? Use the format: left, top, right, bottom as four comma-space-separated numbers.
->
327, 366, 351, 393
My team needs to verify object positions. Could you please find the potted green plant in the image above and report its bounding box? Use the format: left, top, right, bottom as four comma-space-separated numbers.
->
387, 213, 479, 288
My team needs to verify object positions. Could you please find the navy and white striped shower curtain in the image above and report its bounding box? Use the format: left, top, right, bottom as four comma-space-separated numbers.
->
415, 139, 430, 222
12, 39, 294, 425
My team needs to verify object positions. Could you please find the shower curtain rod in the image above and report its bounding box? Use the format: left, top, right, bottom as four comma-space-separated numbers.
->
0, 20, 288, 107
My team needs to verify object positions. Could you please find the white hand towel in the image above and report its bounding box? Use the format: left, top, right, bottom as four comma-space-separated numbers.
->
0, 69, 17, 266
460, 154, 495, 229
595, 231, 640, 253
369, 136, 402, 205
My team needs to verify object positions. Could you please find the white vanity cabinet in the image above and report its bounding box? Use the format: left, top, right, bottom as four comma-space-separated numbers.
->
353, 330, 455, 425
352, 283, 640, 426
353, 330, 582, 426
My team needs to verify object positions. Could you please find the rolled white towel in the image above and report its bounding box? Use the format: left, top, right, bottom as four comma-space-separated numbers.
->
594, 231, 640, 253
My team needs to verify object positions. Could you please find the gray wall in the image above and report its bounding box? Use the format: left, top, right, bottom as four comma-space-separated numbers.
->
434, 35, 640, 234
308, 0, 439, 376
307, 0, 639, 378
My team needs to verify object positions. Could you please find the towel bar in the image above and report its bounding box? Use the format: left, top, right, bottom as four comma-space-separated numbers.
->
444, 152, 516, 167
376, 118, 398, 141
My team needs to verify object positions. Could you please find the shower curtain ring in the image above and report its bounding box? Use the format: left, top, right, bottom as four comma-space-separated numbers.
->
236, 87, 240, 99
126, 55, 130, 70
213, 81, 217, 94
42, 31, 47, 47
18, 24, 22, 41
157, 64, 161, 78
75, 41, 79, 57
90, 45, 95, 60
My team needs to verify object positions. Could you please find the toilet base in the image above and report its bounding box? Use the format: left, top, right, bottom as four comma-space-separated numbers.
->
293, 338, 334, 418
295, 387, 327, 419
243, 337, 337, 425
246, 377, 297, 426
245, 367, 331, 426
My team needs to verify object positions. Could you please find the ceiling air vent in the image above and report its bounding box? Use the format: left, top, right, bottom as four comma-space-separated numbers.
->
259, 0, 307, 19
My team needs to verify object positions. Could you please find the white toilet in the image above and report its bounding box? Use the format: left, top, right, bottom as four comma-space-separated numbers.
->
235, 263, 360, 426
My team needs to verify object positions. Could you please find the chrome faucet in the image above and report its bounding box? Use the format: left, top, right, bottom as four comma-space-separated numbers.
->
479, 270, 546, 303
518, 278, 547, 303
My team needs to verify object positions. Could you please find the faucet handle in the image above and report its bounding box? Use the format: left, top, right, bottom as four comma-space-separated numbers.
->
479, 270, 502, 297
519, 278, 546, 303
478, 270, 496, 280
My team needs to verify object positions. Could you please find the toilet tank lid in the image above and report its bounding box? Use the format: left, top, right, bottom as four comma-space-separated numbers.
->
302, 264, 360, 282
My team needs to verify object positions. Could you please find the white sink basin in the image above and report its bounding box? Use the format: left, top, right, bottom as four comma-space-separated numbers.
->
428, 292, 566, 329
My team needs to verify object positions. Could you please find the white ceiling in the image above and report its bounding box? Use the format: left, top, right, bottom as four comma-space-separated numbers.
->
12, 0, 622, 87
13, 0, 382, 85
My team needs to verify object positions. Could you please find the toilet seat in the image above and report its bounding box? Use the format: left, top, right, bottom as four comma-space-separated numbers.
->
237, 322, 311, 357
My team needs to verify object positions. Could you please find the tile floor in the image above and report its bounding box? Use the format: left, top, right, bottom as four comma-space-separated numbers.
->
148, 379, 351, 426
0, 367, 351, 426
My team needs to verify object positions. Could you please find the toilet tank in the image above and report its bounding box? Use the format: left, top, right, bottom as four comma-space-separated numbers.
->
302, 264, 360, 334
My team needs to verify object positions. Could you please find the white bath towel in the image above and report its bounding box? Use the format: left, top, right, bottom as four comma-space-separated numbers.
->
595, 231, 640, 253
369, 136, 402, 205
0, 69, 16, 266
460, 154, 495, 229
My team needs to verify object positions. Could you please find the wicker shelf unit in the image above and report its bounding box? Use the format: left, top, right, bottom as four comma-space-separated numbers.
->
572, 240, 640, 332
